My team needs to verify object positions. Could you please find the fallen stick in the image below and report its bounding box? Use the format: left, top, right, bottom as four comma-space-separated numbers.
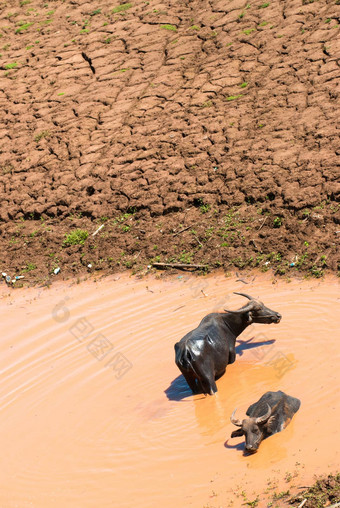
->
329, 503, 340, 508
152, 262, 208, 270
92, 224, 105, 236
258, 216, 268, 231
297, 500, 307, 508
173, 225, 191, 237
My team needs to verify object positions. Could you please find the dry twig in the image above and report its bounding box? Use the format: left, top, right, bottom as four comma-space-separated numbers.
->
152, 262, 208, 270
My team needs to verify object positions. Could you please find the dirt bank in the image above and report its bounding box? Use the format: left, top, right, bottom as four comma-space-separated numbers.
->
288, 473, 340, 507
0, 0, 339, 284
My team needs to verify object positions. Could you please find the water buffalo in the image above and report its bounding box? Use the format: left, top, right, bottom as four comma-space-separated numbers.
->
230, 390, 301, 453
174, 293, 281, 395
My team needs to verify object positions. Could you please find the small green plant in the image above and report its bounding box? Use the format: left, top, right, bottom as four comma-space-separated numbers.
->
243, 28, 255, 34
179, 251, 193, 263
296, 253, 308, 268
80, 28, 89, 34
23, 262, 37, 272
104, 37, 112, 43
226, 94, 243, 101
243, 496, 259, 507
121, 225, 131, 232
189, 25, 200, 30
259, 2, 270, 7
201, 100, 212, 107
4, 62, 18, 69
238, 11, 245, 18
273, 217, 282, 228
90, 8, 101, 16
325, 18, 331, 23
15, 22, 33, 33
200, 203, 211, 214
64, 229, 89, 246
34, 130, 50, 142
160, 24, 177, 31
259, 20, 268, 26
240, 81, 248, 88
20, 0, 31, 5
272, 490, 290, 500
112, 3, 132, 13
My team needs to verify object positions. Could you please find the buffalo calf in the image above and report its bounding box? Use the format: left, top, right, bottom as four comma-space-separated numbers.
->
230, 390, 301, 453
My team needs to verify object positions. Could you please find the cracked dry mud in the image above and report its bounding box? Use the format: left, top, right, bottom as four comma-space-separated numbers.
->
0, 0, 339, 284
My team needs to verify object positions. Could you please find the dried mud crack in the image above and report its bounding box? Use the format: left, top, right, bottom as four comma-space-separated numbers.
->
0, 0, 339, 285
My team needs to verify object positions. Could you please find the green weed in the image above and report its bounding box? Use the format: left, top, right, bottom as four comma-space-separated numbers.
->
63, 229, 89, 246
112, 3, 132, 13
160, 24, 177, 31
34, 130, 50, 142
226, 94, 243, 101
22, 262, 37, 272
273, 217, 282, 228
4, 62, 18, 69
15, 22, 33, 33
200, 203, 211, 214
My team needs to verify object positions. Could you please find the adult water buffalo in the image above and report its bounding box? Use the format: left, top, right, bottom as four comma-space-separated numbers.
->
174, 293, 281, 395
230, 390, 301, 453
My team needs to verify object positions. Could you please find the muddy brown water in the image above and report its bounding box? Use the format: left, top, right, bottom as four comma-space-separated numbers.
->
0, 273, 339, 507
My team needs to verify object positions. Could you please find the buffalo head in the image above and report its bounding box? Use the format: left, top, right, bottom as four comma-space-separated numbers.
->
225, 293, 281, 325
230, 404, 272, 453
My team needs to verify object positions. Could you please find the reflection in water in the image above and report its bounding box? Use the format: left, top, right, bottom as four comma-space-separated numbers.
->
0, 272, 338, 508
194, 392, 229, 438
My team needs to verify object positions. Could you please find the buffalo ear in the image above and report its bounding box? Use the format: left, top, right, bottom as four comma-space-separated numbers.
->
247, 311, 253, 324
231, 429, 244, 438
266, 414, 277, 433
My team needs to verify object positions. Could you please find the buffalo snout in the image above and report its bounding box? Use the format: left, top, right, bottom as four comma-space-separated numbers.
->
245, 444, 258, 454
273, 312, 282, 323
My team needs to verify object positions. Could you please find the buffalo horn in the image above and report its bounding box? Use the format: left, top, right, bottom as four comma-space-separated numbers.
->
233, 292, 255, 300
255, 403, 272, 424
230, 408, 243, 427
224, 300, 256, 314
